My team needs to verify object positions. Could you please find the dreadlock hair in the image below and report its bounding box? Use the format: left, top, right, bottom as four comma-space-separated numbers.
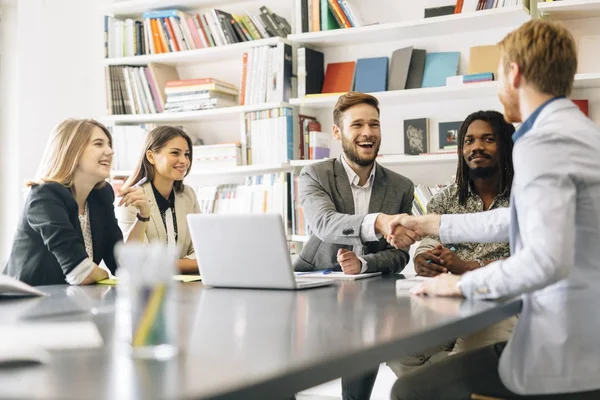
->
456, 110, 515, 206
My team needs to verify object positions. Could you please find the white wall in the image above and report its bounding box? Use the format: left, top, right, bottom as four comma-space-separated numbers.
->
0, 0, 108, 266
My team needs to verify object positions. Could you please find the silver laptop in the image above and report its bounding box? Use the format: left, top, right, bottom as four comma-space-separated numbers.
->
187, 213, 334, 290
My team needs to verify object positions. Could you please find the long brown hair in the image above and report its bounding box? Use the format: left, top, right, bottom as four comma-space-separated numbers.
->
124, 126, 194, 193
26, 119, 112, 189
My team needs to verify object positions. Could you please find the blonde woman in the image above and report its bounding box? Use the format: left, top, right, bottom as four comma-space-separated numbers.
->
3, 119, 143, 286
117, 126, 200, 274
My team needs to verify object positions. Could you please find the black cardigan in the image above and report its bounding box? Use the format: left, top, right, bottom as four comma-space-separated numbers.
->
3, 182, 123, 286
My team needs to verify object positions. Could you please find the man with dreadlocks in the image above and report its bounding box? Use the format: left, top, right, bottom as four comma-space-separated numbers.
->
387, 110, 517, 378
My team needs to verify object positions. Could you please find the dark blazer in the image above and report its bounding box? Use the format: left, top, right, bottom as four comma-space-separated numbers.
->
4, 182, 123, 286
293, 156, 414, 274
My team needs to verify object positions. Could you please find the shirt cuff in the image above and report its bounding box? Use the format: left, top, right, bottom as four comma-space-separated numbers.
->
360, 213, 380, 242
65, 258, 96, 285
358, 256, 368, 274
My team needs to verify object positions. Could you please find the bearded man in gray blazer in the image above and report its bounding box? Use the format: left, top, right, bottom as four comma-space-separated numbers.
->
293, 92, 419, 400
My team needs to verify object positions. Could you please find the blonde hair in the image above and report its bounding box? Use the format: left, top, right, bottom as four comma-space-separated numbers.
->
27, 118, 113, 189
498, 19, 577, 97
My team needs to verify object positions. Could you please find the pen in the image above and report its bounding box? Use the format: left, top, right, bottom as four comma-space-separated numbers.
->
296, 269, 333, 276
132, 177, 148, 188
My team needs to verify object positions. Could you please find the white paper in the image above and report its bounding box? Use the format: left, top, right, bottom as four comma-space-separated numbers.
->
0, 321, 103, 350
0, 275, 45, 297
395, 276, 432, 290
294, 271, 381, 281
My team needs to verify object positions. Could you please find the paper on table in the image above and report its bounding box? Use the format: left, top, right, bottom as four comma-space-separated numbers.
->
97, 275, 201, 286
294, 271, 381, 281
0, 345, 49, 366
0, 275, 45, 297
395, 276, 432, 290
0, 321, 103, 350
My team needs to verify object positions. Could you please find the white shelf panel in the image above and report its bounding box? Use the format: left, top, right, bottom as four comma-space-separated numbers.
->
287, 6, 529, 48
538, 0, 600, 19
189, 163, 293, 177
573, 73, 600, 88
108, 0, 255, 18
103, 37, 289, 66
290, 82, 499, 108
101, 102, 292, 124
291, 235, 309, 243
111, 170, 133, 177
290, 154, 458, 168
289, 73, 600, 109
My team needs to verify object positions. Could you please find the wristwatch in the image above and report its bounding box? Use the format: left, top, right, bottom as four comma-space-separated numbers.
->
136, 212, 150, 222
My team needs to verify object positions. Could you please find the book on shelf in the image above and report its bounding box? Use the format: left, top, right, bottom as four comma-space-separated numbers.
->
240, 42, 293, 105
322, 61, 355, 93
424, 5, 455, 18
388, 47, 413, 91
297, 47, 325, 99
412, 184, 448, 216
105, 63, 181, 115
244, 107, 294, 165
191, 143, 242, 172
573, 99, 589, 117
298, 115, 318, 160
455, 0, 523, 13
163, 78, 239, 112
468, 45, 501, 75
438, 121, 462, 150
404, 118, 430, 155
354, 57, 389, 93
299, 0, 364, 33
104, 6, 291, 58
421, 52, 460, 88
196, 172, 288, 217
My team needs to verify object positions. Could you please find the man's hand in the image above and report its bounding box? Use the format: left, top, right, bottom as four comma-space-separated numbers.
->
438, 248, 476, 275
337, 249, 361, 275
414, 246, 447, 276
387, 214, 442, 242
80, 266, 109, 285
410, 273, 463, 297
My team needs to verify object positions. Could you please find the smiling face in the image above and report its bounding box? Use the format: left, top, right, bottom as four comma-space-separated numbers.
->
333, 103, 381, 167
147, 136, 190, 182
462, 119, 499, 172
76, 127, 113, 183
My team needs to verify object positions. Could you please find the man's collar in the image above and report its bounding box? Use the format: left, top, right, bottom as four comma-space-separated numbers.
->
512, 96, 565, 143
340, 154, 376, 187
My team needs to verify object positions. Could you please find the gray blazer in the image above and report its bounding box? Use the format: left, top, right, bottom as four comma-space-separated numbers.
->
293, 156, 414, 274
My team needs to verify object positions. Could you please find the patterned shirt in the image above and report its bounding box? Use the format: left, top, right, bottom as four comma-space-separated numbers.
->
415, 183, 510, 262
78, 203, 93, 260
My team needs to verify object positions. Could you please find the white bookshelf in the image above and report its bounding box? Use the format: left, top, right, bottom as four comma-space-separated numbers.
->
537, 0, 600, 19
103, 37, 290, 66
102, 102, 291, 124
287, 6, 530, 48
108, 0, 256, 18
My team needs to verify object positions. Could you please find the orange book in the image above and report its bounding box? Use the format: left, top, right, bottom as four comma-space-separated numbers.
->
311, 0, 321, 32
327, 0, 351, 28
164, 18, 180, 52
321, 61, 356, 93
150, 19, 164, 53
240, 52, 248, 105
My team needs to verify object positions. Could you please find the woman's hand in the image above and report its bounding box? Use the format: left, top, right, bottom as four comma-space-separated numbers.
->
118, 187, 150, 217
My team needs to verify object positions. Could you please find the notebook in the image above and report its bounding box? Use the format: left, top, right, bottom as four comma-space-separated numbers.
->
294, 271, 381, 281
421, 52, 460, 88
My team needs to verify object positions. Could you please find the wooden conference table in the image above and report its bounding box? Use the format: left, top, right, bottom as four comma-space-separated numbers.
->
0, 275, 522, 399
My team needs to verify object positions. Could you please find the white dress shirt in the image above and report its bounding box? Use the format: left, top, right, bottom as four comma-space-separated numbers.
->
340, 155, 380, 273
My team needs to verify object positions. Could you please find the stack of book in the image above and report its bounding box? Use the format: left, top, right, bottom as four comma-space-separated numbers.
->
446, 72, 494, 86
104, 6, 291, 58
412, 184, 448, 216
164, 78, 238, 112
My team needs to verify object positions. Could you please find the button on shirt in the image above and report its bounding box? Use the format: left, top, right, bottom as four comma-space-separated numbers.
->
340, 156, 380, 273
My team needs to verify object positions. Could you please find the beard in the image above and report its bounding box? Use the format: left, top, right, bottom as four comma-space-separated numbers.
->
341, 135, 380, 167
470, 165, 499, 180
498, 83, 521, 123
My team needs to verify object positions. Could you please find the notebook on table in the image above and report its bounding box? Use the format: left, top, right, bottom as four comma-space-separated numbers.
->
294, 271, 381, 281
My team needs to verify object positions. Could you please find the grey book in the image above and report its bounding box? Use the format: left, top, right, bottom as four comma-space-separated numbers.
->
388, 46, 414, 91
405, 49, 427, 90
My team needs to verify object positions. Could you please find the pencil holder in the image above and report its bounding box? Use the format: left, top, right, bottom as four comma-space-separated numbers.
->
114, 242, 178, 360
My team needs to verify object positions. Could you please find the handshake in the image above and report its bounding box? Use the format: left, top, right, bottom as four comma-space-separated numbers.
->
374, 213, 442, 248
